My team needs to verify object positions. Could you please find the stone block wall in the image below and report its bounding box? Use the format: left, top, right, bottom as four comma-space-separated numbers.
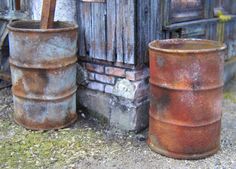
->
77, 59, 150, 131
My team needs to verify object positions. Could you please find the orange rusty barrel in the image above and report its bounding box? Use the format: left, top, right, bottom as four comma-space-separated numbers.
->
147, 39, 226, 159
8, 21, 78, 130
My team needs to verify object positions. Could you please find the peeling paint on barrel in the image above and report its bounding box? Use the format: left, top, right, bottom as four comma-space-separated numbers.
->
148, 39, 226, 159
8, 21, 78, 130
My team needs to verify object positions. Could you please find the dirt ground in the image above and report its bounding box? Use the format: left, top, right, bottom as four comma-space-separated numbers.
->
0, 78, 236, 169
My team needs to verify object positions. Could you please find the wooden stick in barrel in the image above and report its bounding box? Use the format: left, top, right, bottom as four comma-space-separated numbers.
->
15, 0, 21, 10
40, 0, 57, 29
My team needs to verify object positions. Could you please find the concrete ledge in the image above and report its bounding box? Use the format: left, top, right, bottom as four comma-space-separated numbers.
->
110, 96, 149, 131
77, 88, 149, 132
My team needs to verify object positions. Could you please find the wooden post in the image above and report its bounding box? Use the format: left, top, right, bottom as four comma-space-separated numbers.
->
40, 0, 57, 29
15, 0, 21, 10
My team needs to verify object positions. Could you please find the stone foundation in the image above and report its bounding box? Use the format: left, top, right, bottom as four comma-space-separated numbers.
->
77, 59, 150, 131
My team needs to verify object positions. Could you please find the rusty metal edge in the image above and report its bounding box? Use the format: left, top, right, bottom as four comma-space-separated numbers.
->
147, 140, 219, 160
9, 56, 77, 69
149, 111, 221, 128
7, 20, 78, 33
12, 87, 77, 101
149, 81, 224, 91
13, 113, 78, 131
149, 39, 227, 54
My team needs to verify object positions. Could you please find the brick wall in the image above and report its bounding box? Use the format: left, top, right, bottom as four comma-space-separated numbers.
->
79, 58, 150, 102
77, 58, 150, 131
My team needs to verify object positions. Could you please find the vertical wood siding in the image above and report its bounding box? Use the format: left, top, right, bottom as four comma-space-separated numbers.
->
77, 0, 136, 64
137, 0, 161, 64
106, 0, 116, 62
90, 3, 106, 60
116, 0, 135, 64
0, 0, 10, 11
77, 2, 91, 57
224, 18, 236, 60
0, 0, 30, 13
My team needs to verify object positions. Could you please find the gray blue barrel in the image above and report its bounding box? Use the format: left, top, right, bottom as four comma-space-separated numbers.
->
8, 21, 78, 130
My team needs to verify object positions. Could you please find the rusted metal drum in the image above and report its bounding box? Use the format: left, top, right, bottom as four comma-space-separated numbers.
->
148, 39, 226, 159
8, 21, 78, 130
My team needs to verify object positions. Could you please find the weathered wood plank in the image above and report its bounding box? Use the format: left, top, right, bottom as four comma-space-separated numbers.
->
206, 22, 217, 41
149, 0, 161, 41
116, 0, 135, 64
162, 0, 170, 26
115, 0, 124, 63
0, 21, 8, 50
136, 0, 161, 64
169, 0, 205, 24
18, 0, 30, 11
224, 19, 236, 60
0, 0, 9, 11
123, 0, 135, 64
136, 0, 149, 65
78, 2, 92, 57
90, 2, 106, 60
15, 0, 21, 10
40, 0, 57, 29
106, 0, 116, 62
216, 0, 236, 15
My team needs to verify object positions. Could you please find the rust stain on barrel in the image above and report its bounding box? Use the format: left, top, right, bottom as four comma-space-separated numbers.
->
8, 21, 78, 130
148, 39, 226, 159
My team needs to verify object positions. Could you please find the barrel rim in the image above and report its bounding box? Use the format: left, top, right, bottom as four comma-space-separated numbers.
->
149, 80, 224, 91
147, 140, 219, 160
149, 39, 227, 54
14, 112, 78, 131
7, 20, 78, 33
12, 87, 77, 102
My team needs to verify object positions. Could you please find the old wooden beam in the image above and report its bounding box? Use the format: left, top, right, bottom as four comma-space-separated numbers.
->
15, 0, 21, 10
40, 0, 57, 29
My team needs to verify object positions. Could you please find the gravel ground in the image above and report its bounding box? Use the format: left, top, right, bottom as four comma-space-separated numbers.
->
0, 78, 236, 169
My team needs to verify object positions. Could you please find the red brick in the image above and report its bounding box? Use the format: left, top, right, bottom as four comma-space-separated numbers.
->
105, 67, 126, 77
95, 74, 115, 84
126, 68, 149, 81
86, 63, 104, 73
87, 82, 104, 92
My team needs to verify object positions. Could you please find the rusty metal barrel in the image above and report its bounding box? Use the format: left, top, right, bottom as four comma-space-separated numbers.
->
7, 21, 78, 130
148, 39, 226, 159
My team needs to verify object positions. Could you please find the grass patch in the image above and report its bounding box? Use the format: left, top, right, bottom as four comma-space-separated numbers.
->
0, 119, 106, 169
224, 92, 236, 103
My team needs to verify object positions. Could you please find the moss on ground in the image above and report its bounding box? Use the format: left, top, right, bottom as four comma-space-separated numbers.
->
224, 92, 236, 103
0, 119, 106, 169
